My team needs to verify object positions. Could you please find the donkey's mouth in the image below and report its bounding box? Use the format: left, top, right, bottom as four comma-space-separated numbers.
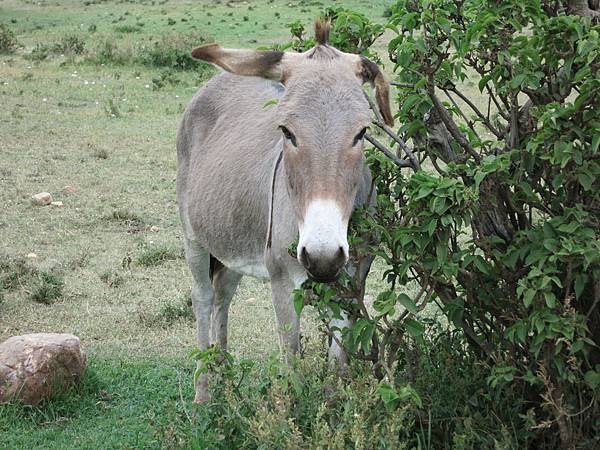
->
306, 267, 343, 284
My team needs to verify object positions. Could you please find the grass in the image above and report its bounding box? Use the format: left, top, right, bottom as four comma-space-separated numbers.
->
0, 356, 202, 449
0, 0, 413, 447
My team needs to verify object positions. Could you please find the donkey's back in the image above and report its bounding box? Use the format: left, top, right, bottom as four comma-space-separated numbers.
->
176, 72, 285, 272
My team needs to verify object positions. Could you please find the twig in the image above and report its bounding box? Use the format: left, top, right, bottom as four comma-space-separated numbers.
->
445, 85, 503, 138
365, 133, 413, 168
364, 93, 421, 170
390, 81, 416, 88
428, 86, 481, 163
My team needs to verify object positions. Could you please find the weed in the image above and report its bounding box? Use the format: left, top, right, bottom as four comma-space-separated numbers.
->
114, 24, 140, 33
29, 272, 64, 304
27, 43, 51, 61
53, 35, 86, 55
0, 256, 37, 292
0, 23, 18, 54
104, 98, 122, 118
137, 245, 182, 267
99, 270, 125, 288
156, 292, 194, 325
107, 209, 145, 230
90, 144, 109, 160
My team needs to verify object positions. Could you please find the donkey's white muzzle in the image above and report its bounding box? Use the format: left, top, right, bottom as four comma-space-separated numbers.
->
297, 199, 349, 282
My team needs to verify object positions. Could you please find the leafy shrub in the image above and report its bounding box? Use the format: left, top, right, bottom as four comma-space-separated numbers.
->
99, 270, 124, 288
190, 324, 534, 449
52, 35, 85, 55
0, 23, 18, 54
29, 272, 64, 304
114, 24, 140, 33
137, 245, 182, 267
86, 32, 215, 73
284, 3, 600, 448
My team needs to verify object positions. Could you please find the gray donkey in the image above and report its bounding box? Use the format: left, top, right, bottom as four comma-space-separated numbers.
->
177, 20, 393, 402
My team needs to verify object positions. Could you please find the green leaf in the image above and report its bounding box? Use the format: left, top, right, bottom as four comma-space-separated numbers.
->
404, 318, 424, 337
263, 98, 279, 108
523, 289, 535, 308
397, 293, 418, 315
544, 291, 556, 308
575, 274, 587, 300
378, 383, 399, 408
592, 134, 600, 153
293, 290, 304, 316
584, 370, 600, 389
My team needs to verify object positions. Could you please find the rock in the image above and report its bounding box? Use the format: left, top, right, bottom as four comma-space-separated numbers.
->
50, 201, 63, 207
31, 192, 53, 206
0, 333, 87, 405
62, 185, 76, 194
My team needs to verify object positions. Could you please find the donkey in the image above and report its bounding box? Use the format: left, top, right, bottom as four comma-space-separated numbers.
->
177, 20, 393, 403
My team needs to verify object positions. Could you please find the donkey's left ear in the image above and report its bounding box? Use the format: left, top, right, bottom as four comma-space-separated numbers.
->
192, 43, 288, 81
358, 56, 394, 127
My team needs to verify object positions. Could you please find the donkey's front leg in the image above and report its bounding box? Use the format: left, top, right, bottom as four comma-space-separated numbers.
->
270, 276, 301, 364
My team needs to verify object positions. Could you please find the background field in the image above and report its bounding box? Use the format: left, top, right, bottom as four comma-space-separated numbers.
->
0, 1, 394, 448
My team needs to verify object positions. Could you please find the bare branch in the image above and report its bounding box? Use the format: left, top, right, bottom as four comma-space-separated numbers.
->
445, 85, 504, 138
364, 93, 421, 170
390, 81, 416, 88
428, 87, 482, 163
365, 133, 413, 168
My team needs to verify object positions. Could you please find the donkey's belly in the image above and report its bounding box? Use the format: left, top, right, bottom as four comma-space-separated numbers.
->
218, 256, 270, 279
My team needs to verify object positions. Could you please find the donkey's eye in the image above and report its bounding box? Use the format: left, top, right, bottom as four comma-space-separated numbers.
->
353, 127, 368, 146
279, 126, 297, 147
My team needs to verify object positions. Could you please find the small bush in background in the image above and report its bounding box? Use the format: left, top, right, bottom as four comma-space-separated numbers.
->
53, 35, 85, 55
29, 272, 64, 305
137, 245, 182, 267
0, 23, 18, 54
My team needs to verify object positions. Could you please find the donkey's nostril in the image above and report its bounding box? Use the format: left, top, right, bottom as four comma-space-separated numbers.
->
299, 246, 312, 269
336, 246, 348, 264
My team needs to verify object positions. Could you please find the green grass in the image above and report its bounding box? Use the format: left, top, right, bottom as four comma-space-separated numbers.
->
0, 0, 412, 447
0, 356, 203, 449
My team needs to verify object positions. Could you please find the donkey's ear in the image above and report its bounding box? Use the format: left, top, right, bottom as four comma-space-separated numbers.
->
192, 43, 286, 80
358, 56, 394, 127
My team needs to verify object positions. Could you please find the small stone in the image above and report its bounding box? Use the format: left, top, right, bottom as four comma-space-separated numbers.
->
0, 333, 87, 405
26, 253, 37, 259
150, 225, 160, 232
31, 192, 52, 206
50, 201, 63, 207
62, 185, 76, 194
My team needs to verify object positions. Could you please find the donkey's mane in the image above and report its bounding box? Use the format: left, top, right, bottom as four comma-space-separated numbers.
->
314, 18, 330, 45
308, 19, 341, 60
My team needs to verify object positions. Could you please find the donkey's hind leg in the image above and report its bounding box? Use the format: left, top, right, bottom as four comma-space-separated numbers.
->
209, 262, 242, 350
184, 239, 214, 403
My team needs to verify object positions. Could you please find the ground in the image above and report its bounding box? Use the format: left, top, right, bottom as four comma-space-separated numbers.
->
0, 1, 394, 448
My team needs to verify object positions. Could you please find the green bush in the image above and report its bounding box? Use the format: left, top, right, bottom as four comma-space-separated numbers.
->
136, 245, 182, 267
52, 35, 86, 55
285, 3, 600, 448
191, 324, 535, 449
0, 23, 18, 54
87, 32, 214, 72
29, 272, 64, 304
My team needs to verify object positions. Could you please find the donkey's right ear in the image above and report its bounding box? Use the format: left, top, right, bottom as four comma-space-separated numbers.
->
192, 43, 287, 81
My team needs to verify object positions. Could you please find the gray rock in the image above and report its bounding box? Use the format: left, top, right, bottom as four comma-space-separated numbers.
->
0, 333, 87, 405
31, 192, 53, 206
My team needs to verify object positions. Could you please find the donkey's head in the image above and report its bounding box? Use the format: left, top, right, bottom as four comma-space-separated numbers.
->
192, 20, 393, 282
